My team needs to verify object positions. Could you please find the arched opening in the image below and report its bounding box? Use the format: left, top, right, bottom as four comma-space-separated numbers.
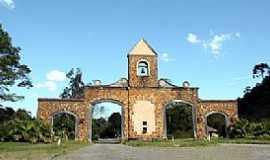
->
90, 100, 124, 143
137, 60, 149, 76
51, 111, 78, 140
164, 100, 196, 139
206, 112, 229, 138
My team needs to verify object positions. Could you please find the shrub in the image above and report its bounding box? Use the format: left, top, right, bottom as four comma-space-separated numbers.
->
0, 119, 52, 143
229, 119, 270, 139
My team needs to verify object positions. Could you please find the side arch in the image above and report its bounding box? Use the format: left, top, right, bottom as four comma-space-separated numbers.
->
205, 111, 230, 127
205, 111, 230, 137
49, 111, 80, 140
198, 100, 238, 138
37, 99, 88, 141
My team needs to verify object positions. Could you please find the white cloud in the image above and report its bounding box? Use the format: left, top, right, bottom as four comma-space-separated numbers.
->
208, 34, 232, 55
160, 53, 174, 62
0, 0, 15, 9
187, 32, 240, 57
46, 70, 66, 82
35, 69, 66, 92
35, 81, 57, 92
187, 33, 201, 44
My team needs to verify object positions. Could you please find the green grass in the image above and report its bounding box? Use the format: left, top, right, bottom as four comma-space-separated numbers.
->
124, 138, 217, 147
0, 141, 89, 160
124, 137, 270, 148
216, 137, 270, 144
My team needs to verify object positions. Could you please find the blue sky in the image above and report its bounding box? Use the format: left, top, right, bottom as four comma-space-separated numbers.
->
1, 0, 269, 116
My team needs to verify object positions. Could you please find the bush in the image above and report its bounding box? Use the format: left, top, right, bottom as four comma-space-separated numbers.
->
229, 119, 270, 139
0, 107, 52, 143
0, 119, 52, 143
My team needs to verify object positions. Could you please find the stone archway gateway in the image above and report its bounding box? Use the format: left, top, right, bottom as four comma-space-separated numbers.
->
37, 39, 238, 141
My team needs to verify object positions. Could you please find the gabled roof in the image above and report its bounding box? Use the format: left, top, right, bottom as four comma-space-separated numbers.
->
128, 39, 158, 56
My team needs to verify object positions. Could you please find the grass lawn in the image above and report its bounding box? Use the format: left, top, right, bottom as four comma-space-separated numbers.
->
124, 137, 270, 147
124, 138, 217, 147
0, 141, 89, 160
216, 137, 270, 144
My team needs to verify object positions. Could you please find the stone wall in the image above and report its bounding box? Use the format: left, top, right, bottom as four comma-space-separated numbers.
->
37, 87, 238, 141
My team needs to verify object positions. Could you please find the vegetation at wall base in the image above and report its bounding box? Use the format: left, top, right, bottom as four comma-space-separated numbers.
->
124, 138, 218, 147
0, 107, 52, 143
217, 137, 270, 144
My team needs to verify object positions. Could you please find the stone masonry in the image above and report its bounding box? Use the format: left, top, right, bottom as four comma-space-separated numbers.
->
37, 39, 238, 141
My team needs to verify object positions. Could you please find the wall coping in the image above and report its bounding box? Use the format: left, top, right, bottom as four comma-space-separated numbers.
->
200, 99, 237, 103
38, 98, 84, 102
84, 85, 199, 90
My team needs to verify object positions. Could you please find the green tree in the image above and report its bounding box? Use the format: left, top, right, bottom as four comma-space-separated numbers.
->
0, 24, 32, 104
53, 113, 76, 140
60, 68, 84, 99
166, 104, 193, 138
0, 107, 15, 122
239, 63, 270, 120
108, 112, 121, 137
252, 63, 270, 80
92, 117, 108, 140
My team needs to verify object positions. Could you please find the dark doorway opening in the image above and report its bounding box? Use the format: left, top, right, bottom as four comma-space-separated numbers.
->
206, 113, 227, 138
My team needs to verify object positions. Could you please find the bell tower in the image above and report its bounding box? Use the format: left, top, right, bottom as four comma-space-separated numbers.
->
128, 39, 158, 87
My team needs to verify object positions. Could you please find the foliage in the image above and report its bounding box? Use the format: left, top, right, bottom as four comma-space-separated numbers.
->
228, 119, 270, 139
0, 107, 52, 143
60, 68, 84, 99
52, 113, 76, 140
238, 75, 270, 120
0, 24, 32, 103
108, 112, 121, 136
92, 112, 121, 140
166, 104, 193, 138
252, 63, 270, 79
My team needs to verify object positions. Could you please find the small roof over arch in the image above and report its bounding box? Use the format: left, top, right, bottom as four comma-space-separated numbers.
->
128, 39, 158, 56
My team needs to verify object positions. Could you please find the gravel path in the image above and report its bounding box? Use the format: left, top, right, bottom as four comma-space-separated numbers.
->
54, 143, 270, 160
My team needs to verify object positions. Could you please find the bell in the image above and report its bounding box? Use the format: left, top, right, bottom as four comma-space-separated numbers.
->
141, 68, 145, 74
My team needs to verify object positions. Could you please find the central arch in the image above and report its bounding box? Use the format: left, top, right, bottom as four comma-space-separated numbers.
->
89, 99, 125, 142
163, 100, 197, 139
